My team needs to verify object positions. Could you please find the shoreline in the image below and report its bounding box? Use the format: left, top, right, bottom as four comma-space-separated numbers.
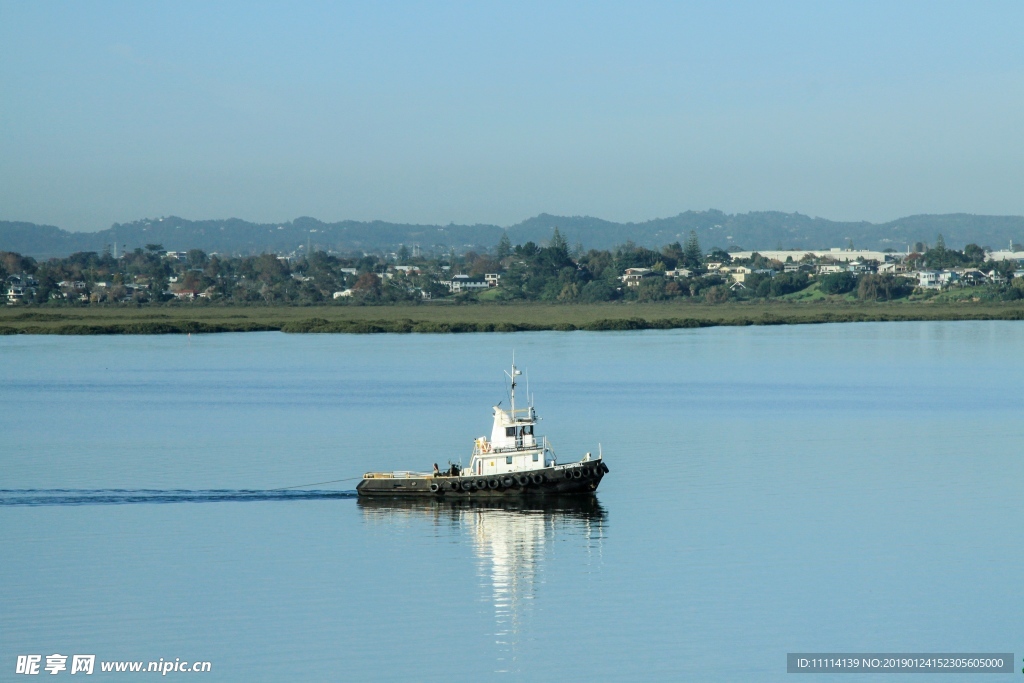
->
2, 301, 1024, 335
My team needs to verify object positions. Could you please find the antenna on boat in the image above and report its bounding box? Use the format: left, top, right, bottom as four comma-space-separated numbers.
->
504, 353, 522, 415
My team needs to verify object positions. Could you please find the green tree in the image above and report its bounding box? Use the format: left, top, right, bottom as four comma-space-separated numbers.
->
660, 242, 683, 269
683, 231, 702, 269
186, 249, 208, 268
549, 228, 569, 257
578, 280, 617, 302
704, 285, 730, 304
769, 272, 810, 296
706, 248, 732, 264
857, 274, 913, 301
352, 272, 382, 298
963, 243, 986, 264
819, 272, 857, 295
924, 234, 965, 269
496, 233, 512, 260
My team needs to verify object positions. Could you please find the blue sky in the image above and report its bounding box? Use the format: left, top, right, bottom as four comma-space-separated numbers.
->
1, 1, 1022, 230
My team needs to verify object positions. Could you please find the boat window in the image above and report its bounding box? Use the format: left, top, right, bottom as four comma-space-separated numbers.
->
532, 453, 539, 462
523, 425, 533, 436
506, 456, 512, 464
505, 427, 516, 437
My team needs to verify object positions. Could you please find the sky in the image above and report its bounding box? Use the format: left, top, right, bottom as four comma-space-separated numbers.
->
1, 1, 1023, 231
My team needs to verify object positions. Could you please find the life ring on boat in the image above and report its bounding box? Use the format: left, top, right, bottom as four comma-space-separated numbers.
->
582, 467, 592, 478
483, 443, 491, 453
429, 483, 440, 493
474, 479, 487, 490
530, 473, 544, 485
563, 469, 574, 480
461, 480, 474, 492
501, 476, 514, 488
448, 481, 460, 491
572, 469, 583, 479
488, 478, 500, 489
515, 475, 529, 486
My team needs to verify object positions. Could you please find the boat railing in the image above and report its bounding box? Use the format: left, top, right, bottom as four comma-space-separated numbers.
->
472, 436, 553, 457
362, 471, 432, 479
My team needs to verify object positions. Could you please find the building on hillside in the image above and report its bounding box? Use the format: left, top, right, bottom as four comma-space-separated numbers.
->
664, 268, 692, 279
6, 274, 38, 304
960, 270, 988, 286
621, 268, 659, 287
728, 266, 753, 283
730, 249, 895, 263
877, 262, 910, 275
846, 261, 873, 274
446, 274, 489, 293
916, 271, 941, 289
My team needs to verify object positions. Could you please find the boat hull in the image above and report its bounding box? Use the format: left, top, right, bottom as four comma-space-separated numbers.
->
356, 461, 608, 498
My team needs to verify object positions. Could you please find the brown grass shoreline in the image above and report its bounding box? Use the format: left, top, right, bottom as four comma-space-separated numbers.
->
2, 300, 1024, 335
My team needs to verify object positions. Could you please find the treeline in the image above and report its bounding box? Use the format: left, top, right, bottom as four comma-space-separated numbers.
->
3, 230, 1024, 307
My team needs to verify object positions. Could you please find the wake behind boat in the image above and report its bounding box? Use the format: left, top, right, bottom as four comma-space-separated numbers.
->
356, 361, 608, 498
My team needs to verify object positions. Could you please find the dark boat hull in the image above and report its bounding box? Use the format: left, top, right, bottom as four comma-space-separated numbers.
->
356, 461, 608, 497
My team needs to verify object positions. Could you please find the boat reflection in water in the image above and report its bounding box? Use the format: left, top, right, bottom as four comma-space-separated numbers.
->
358, 496, 606, 672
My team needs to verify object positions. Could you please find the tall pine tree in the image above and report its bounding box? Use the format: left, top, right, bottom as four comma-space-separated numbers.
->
496, 233, 512, 259
683, 231, 702, 269
550, 227, 569, 256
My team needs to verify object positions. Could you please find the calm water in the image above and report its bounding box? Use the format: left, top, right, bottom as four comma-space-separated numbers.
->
1, 324, 1022, 681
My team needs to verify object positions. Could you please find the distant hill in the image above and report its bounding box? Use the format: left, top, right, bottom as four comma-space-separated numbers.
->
506, 211, 1024, 253
3, 211, 1024, 259
0, 216, 505, 260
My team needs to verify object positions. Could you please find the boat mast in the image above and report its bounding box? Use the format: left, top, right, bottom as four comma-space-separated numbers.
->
506, 355, 522, 417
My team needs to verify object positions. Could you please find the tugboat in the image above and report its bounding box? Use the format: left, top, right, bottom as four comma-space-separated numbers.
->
356, 361, 609, 497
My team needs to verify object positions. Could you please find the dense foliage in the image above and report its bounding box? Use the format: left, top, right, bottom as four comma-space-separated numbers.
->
0, 231, 1019, 307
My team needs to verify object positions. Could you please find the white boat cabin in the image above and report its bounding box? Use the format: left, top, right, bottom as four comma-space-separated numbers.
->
464, 364, 556, 477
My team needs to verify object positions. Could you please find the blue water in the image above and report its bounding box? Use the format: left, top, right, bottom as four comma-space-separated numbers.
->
1, 324, 1021, 681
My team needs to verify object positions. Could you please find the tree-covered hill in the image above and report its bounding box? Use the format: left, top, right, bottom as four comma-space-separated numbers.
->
4, 211, 1024, 259
507, 211, 1024, 253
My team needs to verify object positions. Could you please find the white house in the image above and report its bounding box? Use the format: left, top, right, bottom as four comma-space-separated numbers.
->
729, 266, 753, 283
916, 271, 941, 289
621, 268, 658, 287
447, 274, 489, 293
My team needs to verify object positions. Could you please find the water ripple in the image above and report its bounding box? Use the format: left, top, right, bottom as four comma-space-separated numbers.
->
0, 489, 358, 507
